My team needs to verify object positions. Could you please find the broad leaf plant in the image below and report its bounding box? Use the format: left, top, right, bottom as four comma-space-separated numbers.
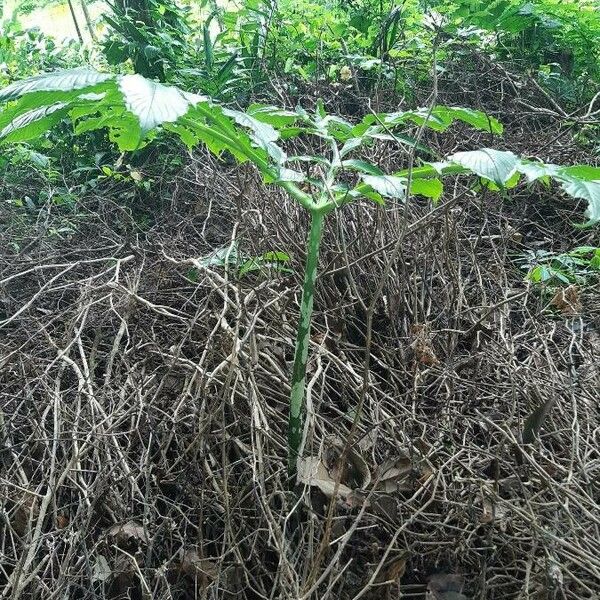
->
0, 68, 598, 474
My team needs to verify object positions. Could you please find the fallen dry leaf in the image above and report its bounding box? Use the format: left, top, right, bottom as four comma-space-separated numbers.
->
411, 324, 439, 366
549, 285, 581, 316
323, 436, 371, 489
297, 455, 354, 499
92, 554, 112, 583
56, 513, 69, 529
375, 455, 413, 493
179, 548, 218, 584
9, 491, 39, 537
107, 521, 149, 548
374, 552, 409, 584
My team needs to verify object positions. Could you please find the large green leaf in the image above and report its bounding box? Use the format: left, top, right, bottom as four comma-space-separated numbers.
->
0, 103, 69, 143
559, 165, 600, 181
409, 177, 443, 201
361, 174, 406, 199
342, 159, 384, 175
0, 69, 112, 102
223, 108, 284, 162
438, 107, 503, 134
446, 148, 519, 185
355, 105, 503, 136
117, 74, 205, 133
516, 160, 557, 183
557, 177, 600, 226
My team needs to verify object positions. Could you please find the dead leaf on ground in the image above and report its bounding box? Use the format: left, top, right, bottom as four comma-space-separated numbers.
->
92, 554, 112, 583
549, 285, 581, 315
179, 548, 218, 585
323, 436, 371, 489
110, 553, 138, 597
9, 491, 39, 537
297, 454, 370, 508
107, 521, 149, 548
374, 552, 409, 584
411, 323, 439, 366
56, 513, 69, 529
479, 494, 509, 531
375, 455, 413, 493
375, 452, 434, 493
523, 397, 556, 443
371, 493, 398, 520
297, 455, 354, 499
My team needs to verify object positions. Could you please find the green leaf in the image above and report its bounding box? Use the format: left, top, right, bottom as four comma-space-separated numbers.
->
203, 24, 213, 70
377, 105, 503, 135
223, 107, 284, 162
0, 103, 68, 142
0, 68, 112, 102
199, 243, 239, 268
361, 174, 406, 199
247, 104, 298, 128
447, 148, 519, 186
439, 106, 503, 134
557, 176, 600, 226
117, 74, 205, 133
559, 165, 600, 181
278, 167, 304, 182
340, 137, 365, 158
342, 159, 384, 175
517, 160, 558, 183
409, 177, 443, 201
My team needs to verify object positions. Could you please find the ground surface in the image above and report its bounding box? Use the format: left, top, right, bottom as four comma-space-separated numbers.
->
0, 56, 599, 599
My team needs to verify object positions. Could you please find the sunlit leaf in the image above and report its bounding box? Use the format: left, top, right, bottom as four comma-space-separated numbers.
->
558, 176, 600, 226
447, 148, 519, 185
361, 174, 406, 199
409, 177, 443, 200
118, 74, 205, 133
0, 68, 112, 102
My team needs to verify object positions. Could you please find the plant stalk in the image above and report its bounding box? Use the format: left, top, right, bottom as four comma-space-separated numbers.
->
288, 209, 325, 476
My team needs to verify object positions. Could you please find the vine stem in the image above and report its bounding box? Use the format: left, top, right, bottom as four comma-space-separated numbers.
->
288, 209, 326, 476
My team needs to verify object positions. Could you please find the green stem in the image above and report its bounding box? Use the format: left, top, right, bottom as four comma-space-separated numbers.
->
288, 209, 325, 476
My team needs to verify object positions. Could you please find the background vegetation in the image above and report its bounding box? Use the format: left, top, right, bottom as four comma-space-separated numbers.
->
0, 0, 598, 599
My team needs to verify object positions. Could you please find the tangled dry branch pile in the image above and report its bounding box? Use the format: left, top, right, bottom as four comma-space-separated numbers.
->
1, 58, 599, 599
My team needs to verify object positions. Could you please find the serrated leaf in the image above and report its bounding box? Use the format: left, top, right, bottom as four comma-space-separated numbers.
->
247, 104, 298, 128
224, 108, 278, 143
448, 148, 519, 186
223, 107, 284, 162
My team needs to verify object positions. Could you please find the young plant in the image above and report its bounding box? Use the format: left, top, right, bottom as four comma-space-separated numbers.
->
0, 68, 598, 474
521, 246, 600, 285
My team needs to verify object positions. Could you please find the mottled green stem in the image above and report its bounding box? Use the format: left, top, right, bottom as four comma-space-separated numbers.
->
288, 209, 325, 475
